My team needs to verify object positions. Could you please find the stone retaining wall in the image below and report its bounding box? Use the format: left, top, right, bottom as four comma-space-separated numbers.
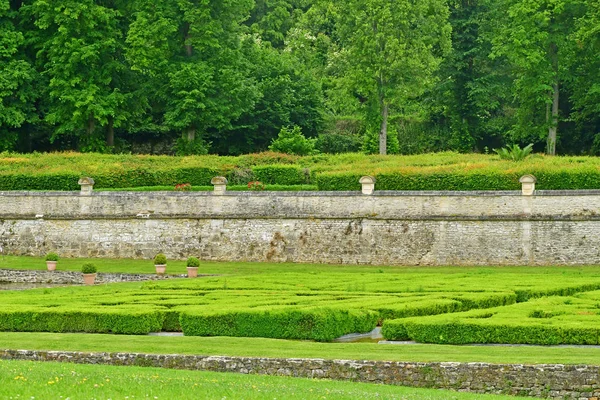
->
0, 269, 187, 284
3, 190, 600, 265
1, 349, 598, 399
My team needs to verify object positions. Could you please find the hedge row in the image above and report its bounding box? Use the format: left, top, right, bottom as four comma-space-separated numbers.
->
382, 319, 599, 345
0, 165, 314, 191
180, 307, 378, 341
315, 170, 600, 191
381, 294, 600, 345
0, 307, 163, 334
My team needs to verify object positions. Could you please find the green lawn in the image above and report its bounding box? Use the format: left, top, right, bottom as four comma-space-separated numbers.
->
0, 359, 527, 400
2, 332, 600, 366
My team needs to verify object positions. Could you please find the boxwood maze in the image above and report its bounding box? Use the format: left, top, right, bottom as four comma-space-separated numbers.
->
4, 266, 600, 343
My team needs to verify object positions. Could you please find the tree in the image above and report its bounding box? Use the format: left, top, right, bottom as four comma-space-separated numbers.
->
488, 0, 585, 155
332, 0, 451, 155
23, 0, 128, 151
0, 0, 36, 151
126, 0, 258, 154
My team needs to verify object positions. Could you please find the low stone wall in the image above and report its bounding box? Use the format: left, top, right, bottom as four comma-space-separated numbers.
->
1, 349, 598, 399
0, 269, 187, 284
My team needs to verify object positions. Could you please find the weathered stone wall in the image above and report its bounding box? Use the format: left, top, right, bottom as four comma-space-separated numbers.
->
1, 349, 598, 399
0, 269, 187, 284
2, 190, 600, 265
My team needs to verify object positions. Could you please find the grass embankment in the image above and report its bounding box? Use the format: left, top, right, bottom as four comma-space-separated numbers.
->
3, 257, 600, 346
2, 151, 600, 190
0, 359, 526, 400
2, 332, 600, 366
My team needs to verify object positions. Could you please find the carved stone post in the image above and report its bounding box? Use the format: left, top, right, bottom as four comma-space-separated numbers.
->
78, 177, 95, 196
519, 175, 536, 196
211, 176, 228, 195
359, 176, 376, 195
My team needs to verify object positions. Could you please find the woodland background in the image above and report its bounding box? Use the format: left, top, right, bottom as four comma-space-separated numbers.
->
1, 0, 599, 156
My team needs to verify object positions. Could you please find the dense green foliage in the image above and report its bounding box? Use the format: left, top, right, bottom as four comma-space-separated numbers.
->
4, 258, 600, 343
2, 0, 600, 155
382, 292, 600, 345
0, 360, 527, 400
4, 151, 600, 191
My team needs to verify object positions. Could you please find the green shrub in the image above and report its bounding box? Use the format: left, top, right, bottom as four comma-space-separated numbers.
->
269, 126, 317, 156
180, 308, 378, 342
0, 307, 164, 334
44, 252, 59, 262
362, 127, 400, 155
315, 133, 362, 154
382, 295, 600, 345
81, 263, 97, 274
186, 257, 200, 268
154, 253, 167, 265
493, 144, 533, 161
252, 165, 308, 185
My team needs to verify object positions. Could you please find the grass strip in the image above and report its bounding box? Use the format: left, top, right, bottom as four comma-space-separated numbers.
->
0, 359, 525, 400
1, 332, 600, 366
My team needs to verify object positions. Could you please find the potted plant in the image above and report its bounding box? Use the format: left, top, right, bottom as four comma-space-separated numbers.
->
45, 252, 59, 271
186, 256, 200, 278
81, 263, 97, 285
154, 253, 167, 275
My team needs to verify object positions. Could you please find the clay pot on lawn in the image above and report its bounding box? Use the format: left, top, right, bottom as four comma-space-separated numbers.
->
82, 273, 97, 285
187, 267, 198, 278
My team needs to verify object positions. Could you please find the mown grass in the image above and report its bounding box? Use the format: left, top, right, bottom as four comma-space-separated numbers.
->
0, 359, 527, 400
2, 332, 600, 366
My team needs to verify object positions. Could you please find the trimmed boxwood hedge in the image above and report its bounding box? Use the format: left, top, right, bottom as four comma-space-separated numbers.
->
381, 294, 600, 345
180, 307, 378, 341
0, 307, 164, 335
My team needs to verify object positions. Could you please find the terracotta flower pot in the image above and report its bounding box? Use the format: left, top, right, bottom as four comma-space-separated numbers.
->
155, 264, 166, 275
46, 261, 57, 271
83, 273, 96, 285
187, 267, 198, 278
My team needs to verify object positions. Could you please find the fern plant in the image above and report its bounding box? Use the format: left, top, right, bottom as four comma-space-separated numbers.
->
493, 144, 534, 161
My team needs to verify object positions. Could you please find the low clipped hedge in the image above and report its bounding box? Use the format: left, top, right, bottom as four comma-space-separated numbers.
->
251, 165, 309, 185
180, 307, 378, 341
382, 318, 599, 345
4, 151, 600, 191
316, 170, 600, 191
381, 294, 600, 345
0, 307, 164, 335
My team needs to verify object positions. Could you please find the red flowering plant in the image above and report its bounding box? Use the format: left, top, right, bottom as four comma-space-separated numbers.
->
247, 181, 265, 191
174, 183, 192, 192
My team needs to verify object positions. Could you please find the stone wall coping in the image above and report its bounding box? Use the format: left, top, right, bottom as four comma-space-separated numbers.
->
4, 189, 600, 197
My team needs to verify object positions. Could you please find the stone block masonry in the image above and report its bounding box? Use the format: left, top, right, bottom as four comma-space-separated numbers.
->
0, 350, 598, 399
2, 190, 600, 265
0, 269, 187, 284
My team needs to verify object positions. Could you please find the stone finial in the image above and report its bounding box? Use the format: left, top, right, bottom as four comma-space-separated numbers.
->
78, 177, 95, 196
519, 175, 537, 196
211, 176, 228, 195
359, 176, 376, 195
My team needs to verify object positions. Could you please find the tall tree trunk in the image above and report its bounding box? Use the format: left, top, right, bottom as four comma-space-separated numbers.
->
546, 83, 559, 155
106, 116, 114, 148
546, 42, 559, 156
379, 103, 388, 155
87, 114, 95, 137
185, 127, 196, 142
184, 23, 193, 57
